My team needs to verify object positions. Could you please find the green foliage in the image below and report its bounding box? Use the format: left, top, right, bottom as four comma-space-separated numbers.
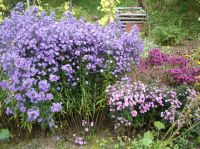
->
131, 131, 169, 149
151, 26, 186, 45
0, 0, 6, 22
154, 121, 165, 130
174, 135, 196, 149
148, 0, 200, 41
142, 131, 154, 147
0, 129, 11, 141
96, 138, 108, 149
0, 0, 6, 10
196, 136, 200, 145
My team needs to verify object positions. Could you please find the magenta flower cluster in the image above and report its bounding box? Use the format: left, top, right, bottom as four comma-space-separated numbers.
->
74, 135, 87, 145
0, 3, 143, 125
145, 49, 169, 66
169, 67, 199, 84
142, 49, 199, 84
144, 49, 188, 67
106, 77, 182, 125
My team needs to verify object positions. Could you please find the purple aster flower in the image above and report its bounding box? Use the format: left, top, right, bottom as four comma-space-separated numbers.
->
27, 109, 40, 122
51, 103, 62, 113
49, 74, 59, 82
6, 107, 13, 115
26, 90, 38, 99
14, 2, 24, 11
37, 92, 46, 101
46, 93, 54, 100
74, 137, 87, 145
61, 64, 73, 73
0, 80, 8, 90
20, 105, 26, 112
38, 80, 50, 92
14, 94, 23, 101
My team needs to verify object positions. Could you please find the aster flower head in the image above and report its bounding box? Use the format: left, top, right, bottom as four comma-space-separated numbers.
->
49, 74, 60, 82
38, 80, 50, 92
27, 109, 40, 122
6, 107, 13, 115
14, 94, 23, 101
51, 103, 62, 113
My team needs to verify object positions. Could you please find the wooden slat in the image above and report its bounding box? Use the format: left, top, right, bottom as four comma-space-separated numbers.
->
120, 21, 145, 24
116, 7, 143, 10
119, 14, 146, 17
119, 17, 147, 20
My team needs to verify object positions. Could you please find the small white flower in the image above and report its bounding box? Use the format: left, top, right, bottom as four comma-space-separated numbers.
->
85, 128, 89, 132
90, 122, 94, 127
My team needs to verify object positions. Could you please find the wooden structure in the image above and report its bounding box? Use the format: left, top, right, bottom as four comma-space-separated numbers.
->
116, 7, 147, 32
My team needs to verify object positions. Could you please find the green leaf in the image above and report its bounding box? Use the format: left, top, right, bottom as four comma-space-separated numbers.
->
142, 138, 153, 147
119, 141, 125, 147
142, 131, 154, 147
114, 144, 120, 149
0, 129, 10, 141
154, 121, 165, 130
144, 131, 154, 140
154, 141, 167, 149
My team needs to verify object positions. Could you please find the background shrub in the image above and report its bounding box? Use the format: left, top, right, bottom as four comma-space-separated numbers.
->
151, 26, 186, 45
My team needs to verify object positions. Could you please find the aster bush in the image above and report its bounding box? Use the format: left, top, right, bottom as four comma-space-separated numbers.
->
0, 3, 143, 129
106, 76, 198, 131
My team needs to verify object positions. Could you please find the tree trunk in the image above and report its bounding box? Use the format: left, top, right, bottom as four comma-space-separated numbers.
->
69, 0, 72, 12
137, 0, 145, 9
27, 0, 30, 9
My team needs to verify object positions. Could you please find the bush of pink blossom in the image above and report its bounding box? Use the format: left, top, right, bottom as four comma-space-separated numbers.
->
106, 77, 197, 130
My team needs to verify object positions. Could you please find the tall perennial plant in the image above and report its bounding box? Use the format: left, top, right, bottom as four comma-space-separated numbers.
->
0, 3, 143, 129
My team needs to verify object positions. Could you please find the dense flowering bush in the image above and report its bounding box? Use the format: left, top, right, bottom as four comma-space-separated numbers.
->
0, 3, 143, 128
169, 67, 199, 84
145, 49, 169, 66
106, 77, 198, 129
141, 49, 200, 84
144, 49, 188, 67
